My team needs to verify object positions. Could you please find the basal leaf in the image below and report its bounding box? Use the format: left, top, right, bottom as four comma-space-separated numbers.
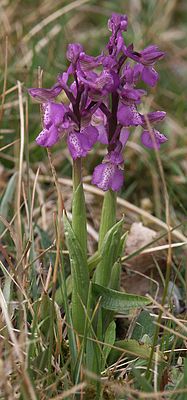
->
92, 283, 150, 313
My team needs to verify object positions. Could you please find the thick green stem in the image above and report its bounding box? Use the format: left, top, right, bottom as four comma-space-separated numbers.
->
72, 159, 87, 256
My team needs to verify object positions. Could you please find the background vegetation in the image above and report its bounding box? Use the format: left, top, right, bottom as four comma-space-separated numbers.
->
0, 0, 187, 398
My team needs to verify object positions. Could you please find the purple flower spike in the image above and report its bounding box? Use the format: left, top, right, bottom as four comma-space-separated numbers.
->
28, 12, 166, 191
92, 162, 124, 192
141, 129, 167, 149
28, 84, 62, 102
67, 125, 98, 159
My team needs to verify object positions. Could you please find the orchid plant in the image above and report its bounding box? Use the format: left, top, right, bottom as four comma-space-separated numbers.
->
29, 13, 166, 396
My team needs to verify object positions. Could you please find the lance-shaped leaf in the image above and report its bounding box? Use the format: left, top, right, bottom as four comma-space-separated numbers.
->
98, 189, 117, 249
95, 218, 124, 286
92, 283, 150, 313
63, 212, 89, 336
108, 339, 165, 365
102, 320, 116, 369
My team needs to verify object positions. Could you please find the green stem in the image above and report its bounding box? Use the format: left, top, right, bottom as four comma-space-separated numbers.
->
72, 158, 87, 256
73, 158, 82, 191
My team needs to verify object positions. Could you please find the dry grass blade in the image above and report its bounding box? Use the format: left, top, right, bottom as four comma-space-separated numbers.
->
0, 288, 37, 400
0, 35, 8, 122
23, 0, 91, 42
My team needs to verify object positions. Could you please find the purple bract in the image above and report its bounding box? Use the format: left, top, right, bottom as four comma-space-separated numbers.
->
28, 12, 166, 192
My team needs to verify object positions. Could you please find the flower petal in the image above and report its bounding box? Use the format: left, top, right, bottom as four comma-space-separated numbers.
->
67, 126, 98, 159
142, 66, 158, 87
28, 84, 62, 102
92, 162, 124, 192
119, 128, 130, 147
42, 102, 67, 128
141, 111, 166, 126
141, 129, 167, 149
36, 125, 59, 147
117, 103, 142, 126
110, 168, 124, 191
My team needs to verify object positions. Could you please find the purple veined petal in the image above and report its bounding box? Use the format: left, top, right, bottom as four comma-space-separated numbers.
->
79, 52, 103, 71
92, 162, 124, 191
67, 126, 98, 159
120, 128, 130, 147
36, 125, 59, 147
102, 55, 117, 69
105, 146, 124, 165
66, 43, 84, 63
82, 125, 99, 146
96, 125, 108, 145
133, 63, 143, 83
142, 66, 159, 87
28, 84, 62, 102
141, 111, 166, 126
67, 131, 88, 159
110, 168, 124, 191
141, 129, 168, 149
117, 103, 143, 126
141, 45, 165, 65
122, 63, 134, 84
121, 85, 146, 103
42, 102, 68, 128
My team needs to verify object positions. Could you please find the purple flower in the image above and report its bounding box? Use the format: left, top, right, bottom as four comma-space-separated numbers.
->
78, 69, 119, 100
141, 129, 167, 149
108, 13, 128, 33
91, 109, 108, 144
120, 84, 146, 104
92, 140, 125, 192
140, 111, 166, 126
117, 103, 143, 126
79, 52, 103, 71
28, 13, 166, 191
125, 44, 165, 86
35, 102, 69, 147
126, 44, 164, 66
92, 162, 124, 191
28, 84, 63, 102
66, 43, 83, 64
67, 125, 98, 159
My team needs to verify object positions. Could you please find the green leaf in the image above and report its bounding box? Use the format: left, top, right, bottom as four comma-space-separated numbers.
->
109, 261, 121, 291
88, 251, 101, 271
132, 310, 156, 343
92, 283, 150, 313
98, 190, 116, 249
108, 339, 165, 365
0, 172, 17, 235
63, 211, 89, 336
95, 218, 124, 287
132, 366, 154, 392
102, 321, 116, 369
72, 182, 87, 257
